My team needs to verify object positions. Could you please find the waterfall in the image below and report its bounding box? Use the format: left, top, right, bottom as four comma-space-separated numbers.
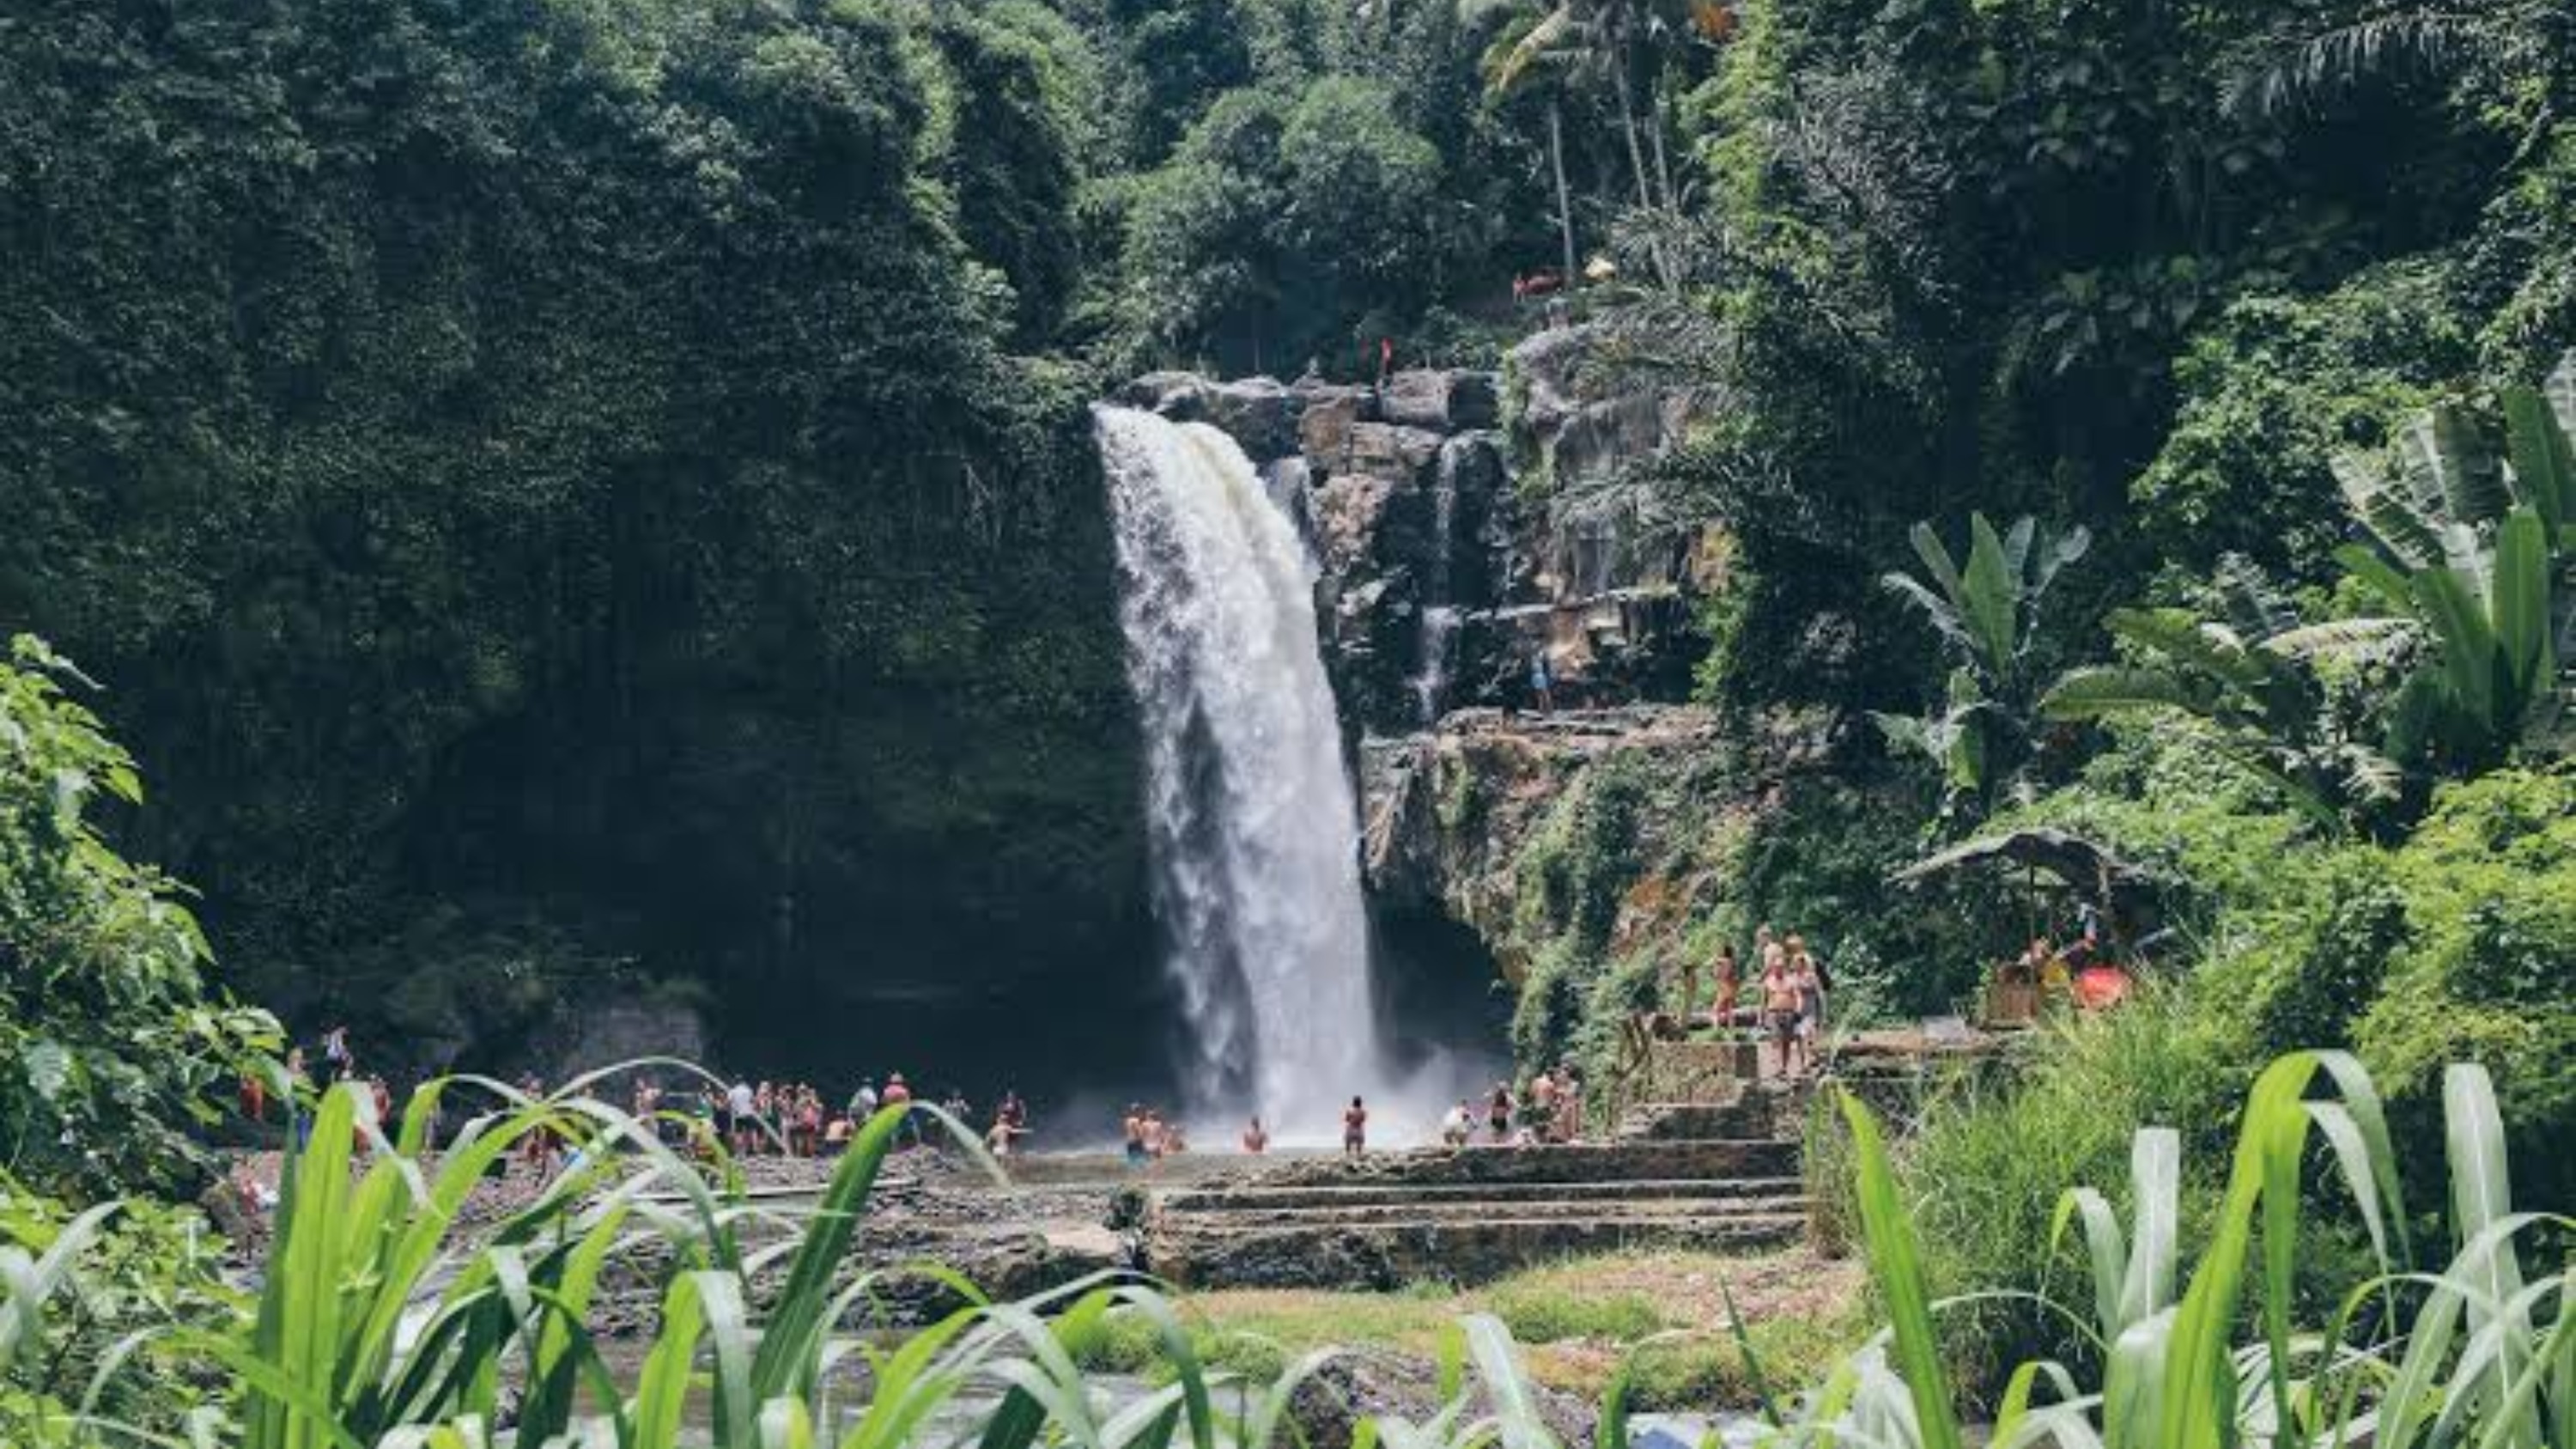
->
1095, 405, 1386, 1137
1409, 441, 1467, 725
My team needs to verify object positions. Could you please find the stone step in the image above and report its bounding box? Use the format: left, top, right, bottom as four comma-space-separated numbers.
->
1242, 1139, 1797, 1189
1143, 1211, 1809, 1289
1615, 1100, 1771, 1142
1156, 1175, 1805, 1214
1156, 1192, 1809, 1232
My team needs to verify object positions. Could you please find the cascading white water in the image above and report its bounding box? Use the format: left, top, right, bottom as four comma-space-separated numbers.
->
1095, 405, 1387, 1138
1408, 441, 1467, 724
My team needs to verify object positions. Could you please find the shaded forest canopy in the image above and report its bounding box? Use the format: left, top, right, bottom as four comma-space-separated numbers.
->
3, 0, 2572, 1090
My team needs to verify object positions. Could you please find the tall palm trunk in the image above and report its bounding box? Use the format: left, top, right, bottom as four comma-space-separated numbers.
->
1645, 76, 1676, 212
1609, 46, 1673, 286
1611, 57, 1655, 214
1546, 96, 1577, 281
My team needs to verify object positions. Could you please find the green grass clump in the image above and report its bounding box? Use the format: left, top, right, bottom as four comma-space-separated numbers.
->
1485, 1283, 1666, 1344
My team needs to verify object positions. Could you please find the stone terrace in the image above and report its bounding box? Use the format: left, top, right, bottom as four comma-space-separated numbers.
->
1135, 1086, 1808, 1289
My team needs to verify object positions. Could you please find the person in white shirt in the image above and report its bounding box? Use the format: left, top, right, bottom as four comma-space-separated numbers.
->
726, 1080, 756, 1154
1440, 1100, 1473, 1148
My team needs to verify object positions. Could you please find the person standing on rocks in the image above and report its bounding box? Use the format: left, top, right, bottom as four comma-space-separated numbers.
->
1342, 1095, 1369, 1160
1529, 651, 1555, 714
1761, 950, 1801, 1079
1123, 1104, 1148, 1166
883, 1073, 916, 1148
1711, 943, 1741, 1031
319, 1024, 353, 1090
1790, 935, 1826, 1076
726, 1078, 756, 1156
1242, 1115, 1269, 1154
1485, 1083, 1515, 1142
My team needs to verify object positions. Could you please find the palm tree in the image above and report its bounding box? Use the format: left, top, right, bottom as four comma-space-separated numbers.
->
1482, 0, 1699, 284
1473, 1, 1582, 283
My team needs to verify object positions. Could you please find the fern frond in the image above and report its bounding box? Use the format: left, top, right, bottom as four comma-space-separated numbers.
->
2223, 11, 2491, 119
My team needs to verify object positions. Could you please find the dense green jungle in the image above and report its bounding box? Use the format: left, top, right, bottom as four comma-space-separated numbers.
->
1, 0, 2572, 1441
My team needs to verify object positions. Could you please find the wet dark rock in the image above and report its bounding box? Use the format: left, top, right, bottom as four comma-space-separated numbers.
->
1204, 376, 1300, 459
1507, 326, 1595, 437
1297, 388, 1376, 474
1381, 369, 1501, 432
1337, 422, 1447, 484
1122, 371, 1212, 419
1288, 1346, 1601, 1447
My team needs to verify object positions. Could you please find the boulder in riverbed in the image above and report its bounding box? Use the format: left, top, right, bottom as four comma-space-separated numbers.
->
1288, 1346, 1599, 1449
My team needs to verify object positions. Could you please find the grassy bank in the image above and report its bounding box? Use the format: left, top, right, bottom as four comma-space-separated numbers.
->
1078, 1249, 1868, 1409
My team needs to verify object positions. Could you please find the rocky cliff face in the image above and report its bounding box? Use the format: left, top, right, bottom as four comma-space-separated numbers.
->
1120, 340, 1812, 1074
1121, 321, 1719, 741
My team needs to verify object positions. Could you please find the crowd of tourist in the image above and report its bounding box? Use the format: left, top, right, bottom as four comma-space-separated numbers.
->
1438, 1063, 1589, 1147
243, 1028, 1625, 1181
236, 1025, 1056, 1187
1121, 1104, 1195, 1163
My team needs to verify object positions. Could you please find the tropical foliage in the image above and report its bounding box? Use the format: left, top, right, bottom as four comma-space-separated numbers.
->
3, 1056, 2561, 1447
0, 636, 274, 1196
2044, 350, 2575, 828
1874, 514, 2090, 813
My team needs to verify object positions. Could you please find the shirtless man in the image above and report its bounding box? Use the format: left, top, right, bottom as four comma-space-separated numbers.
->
1242, 1116, 1269, 1154
1761, 948, 1801, 1078
1342, 1096, 1369, 1159
1122, 1105, 1147, 1166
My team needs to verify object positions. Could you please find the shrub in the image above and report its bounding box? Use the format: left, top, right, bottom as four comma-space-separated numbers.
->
2203, 844, 2410, 1059
0, 636, 276, 1196
2356, 765, 2576, 1209
1898, 988, 2239, 1390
